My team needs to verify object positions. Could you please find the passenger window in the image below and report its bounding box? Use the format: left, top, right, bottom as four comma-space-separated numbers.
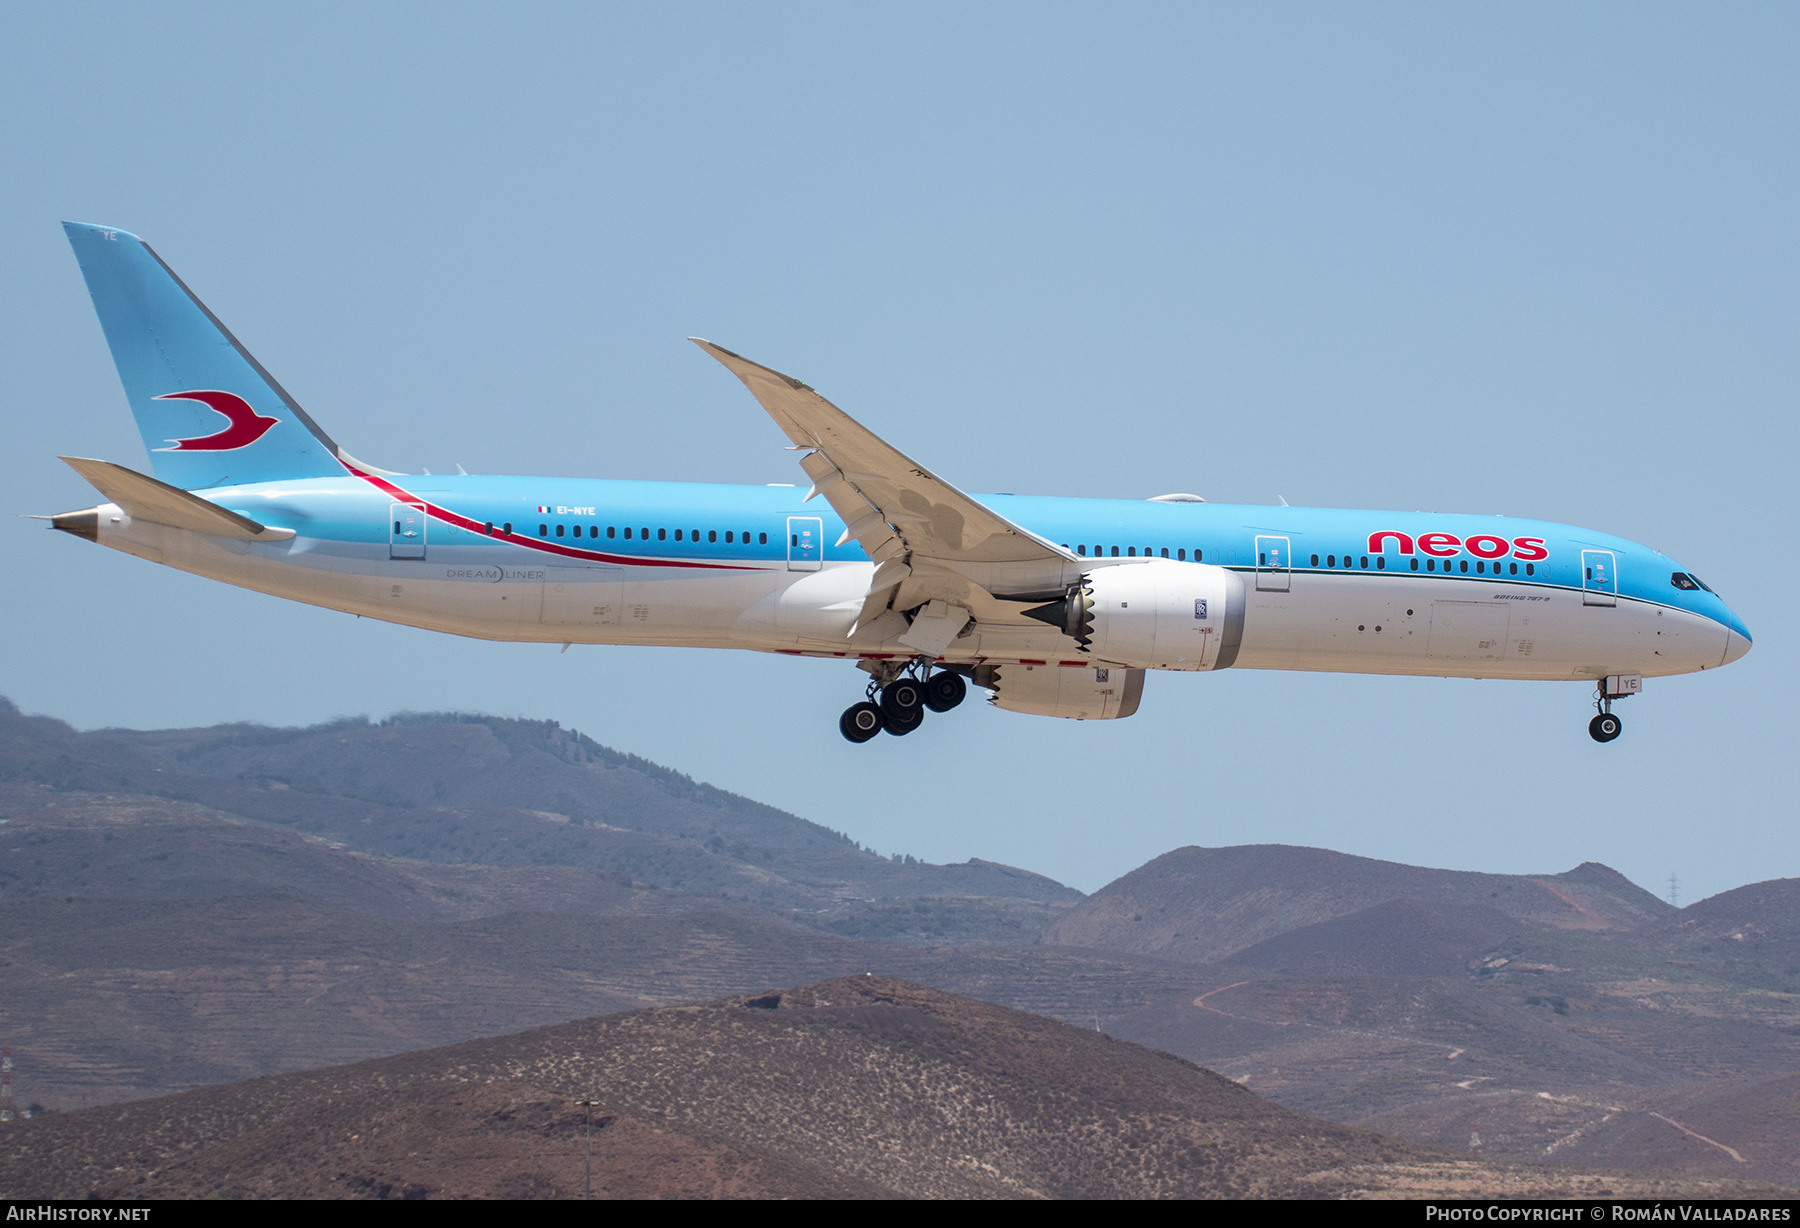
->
658, 528, 667, 541
1460, 560, 1469, 573
1327, 555, 1335, 567
1376, 557, 1385, 570
1360, 556, 1369, 569
709, 530, 717, 543
624, 527, 632, 539
1110, 546, 1119, 557
1509, 562, 1517, 575
791, 534, 798, 546
1129, 547, 1137, 557
1525, 563, 1534, 576
539, 524, 547, 537
675, 529, 683, 541
1161, 548, 1169, 558
1178, 549, 1186, 561
1475, 560, 1483, 573
1310, 554, 1319, 567
642, 527, 649, 539
725, 531, 733, 543
1426, 559, 1434, 571
759, 532, 767, 544
484, 521, 494, 535
1194, 549, 1203, 562
608, 526, 616, 538
502, 522, 511, 535
556, 524, 565, 537
1077, 544, 1087, 556
1409, 558, 1418, 571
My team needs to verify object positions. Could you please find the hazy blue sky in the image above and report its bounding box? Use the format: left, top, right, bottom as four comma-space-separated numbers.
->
2, 3, 1794, 901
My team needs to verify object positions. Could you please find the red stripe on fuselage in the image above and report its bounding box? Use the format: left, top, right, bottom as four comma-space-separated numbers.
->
341, 461, 763, 572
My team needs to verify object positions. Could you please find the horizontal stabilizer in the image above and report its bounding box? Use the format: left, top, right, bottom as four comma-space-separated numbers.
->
59, 456, 294, 541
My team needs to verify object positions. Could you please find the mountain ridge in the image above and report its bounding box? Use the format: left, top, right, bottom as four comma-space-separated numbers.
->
6, 976, 1780, 1201
1041, 843, 1674, 964
4, 697, 1795, 1187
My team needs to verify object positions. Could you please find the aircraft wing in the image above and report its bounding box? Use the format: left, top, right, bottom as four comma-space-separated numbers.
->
692, 341, 1078, 632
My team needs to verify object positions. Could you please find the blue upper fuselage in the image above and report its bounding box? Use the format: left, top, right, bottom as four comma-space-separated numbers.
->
202, 474, 1752, 643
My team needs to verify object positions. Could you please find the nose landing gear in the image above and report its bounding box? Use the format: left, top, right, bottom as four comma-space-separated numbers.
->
838, 659, 970, 742
1589, 712, 1623, 743
1588, 674, 1638, 743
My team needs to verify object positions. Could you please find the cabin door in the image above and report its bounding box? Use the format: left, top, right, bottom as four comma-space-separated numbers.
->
1254, 535, 1291, 592
389, 503, 426, 559
1582, 550, 1617, 607
787, 517, 823, 571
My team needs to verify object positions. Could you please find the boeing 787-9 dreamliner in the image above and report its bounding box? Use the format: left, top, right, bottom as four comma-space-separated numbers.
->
45, 223, 1751, 743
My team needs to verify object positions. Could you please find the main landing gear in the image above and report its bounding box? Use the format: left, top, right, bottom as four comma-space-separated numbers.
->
839, 659, 969, 742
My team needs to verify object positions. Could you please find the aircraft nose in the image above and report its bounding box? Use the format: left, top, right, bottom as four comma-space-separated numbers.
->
1723, 627, 1752, 666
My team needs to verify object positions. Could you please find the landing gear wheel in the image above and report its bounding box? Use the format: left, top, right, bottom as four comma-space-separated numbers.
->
923, 671, 967, 713
840, 702, 885, 744
880, 679, 927, 723
1589, 713, 1622, 743
884, 705, 925, 736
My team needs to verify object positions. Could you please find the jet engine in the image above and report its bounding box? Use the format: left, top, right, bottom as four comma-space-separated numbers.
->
1024, 559, 1245, 670
979, 662, 1145, 720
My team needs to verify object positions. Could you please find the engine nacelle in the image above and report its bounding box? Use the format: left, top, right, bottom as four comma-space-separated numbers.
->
980, 663, 1144, 720
1027, 560, 1245, 670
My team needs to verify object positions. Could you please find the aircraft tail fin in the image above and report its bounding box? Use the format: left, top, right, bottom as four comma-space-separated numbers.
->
62, 222, 348, 490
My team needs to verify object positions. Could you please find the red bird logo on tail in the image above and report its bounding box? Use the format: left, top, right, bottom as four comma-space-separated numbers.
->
153, 390, 280, 451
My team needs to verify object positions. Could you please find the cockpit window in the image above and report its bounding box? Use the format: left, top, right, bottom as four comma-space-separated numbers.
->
1670, 572, 1701, 591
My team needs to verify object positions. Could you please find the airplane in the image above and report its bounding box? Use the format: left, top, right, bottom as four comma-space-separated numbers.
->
43, 222, 1751, 744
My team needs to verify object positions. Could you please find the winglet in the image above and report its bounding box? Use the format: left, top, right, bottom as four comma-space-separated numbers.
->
690, 338, 1079, 580
690, 337, 811, 391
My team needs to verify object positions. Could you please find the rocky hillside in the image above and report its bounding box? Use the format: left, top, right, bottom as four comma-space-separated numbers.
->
5, 978, 1775, 1201
0, 698, 1078, 921
1041, 843, 1673, 963
4, 697, 1796, 1188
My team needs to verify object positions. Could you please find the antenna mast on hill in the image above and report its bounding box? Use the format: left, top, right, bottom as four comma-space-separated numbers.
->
1667, 873, 1679, 908
575, 1096, 600, 1199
